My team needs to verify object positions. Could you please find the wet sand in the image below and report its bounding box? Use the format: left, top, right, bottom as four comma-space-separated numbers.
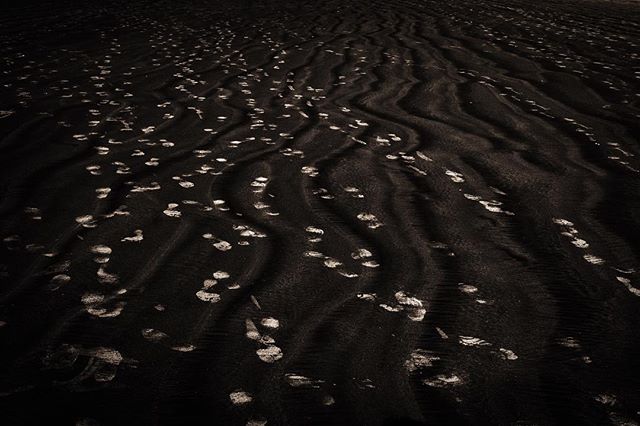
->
1, 0, 640, 424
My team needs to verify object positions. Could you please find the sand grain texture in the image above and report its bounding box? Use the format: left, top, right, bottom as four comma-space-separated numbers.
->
1, 0, 639, 425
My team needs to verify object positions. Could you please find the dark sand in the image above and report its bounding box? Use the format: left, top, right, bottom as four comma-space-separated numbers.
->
1, 0, 640, 424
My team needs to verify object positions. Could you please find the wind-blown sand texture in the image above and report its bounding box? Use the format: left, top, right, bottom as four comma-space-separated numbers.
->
1, 0, 639, 424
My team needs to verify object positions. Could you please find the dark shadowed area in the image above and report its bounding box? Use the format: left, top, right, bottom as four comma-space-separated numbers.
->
1, 0, 639, 425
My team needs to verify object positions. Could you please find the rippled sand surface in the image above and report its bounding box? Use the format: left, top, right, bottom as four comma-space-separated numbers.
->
1, 0, 639, 424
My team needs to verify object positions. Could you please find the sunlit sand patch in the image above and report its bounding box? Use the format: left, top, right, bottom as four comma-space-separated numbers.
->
436, 327, 449, 339
352, 248, 371, 260
257, 345, 283, 363
415, 151, 433, 162
121, 229, 143, 242
95, 146, 109, 156
211, 270, 228, 280
250, 296, 261, 310
193, 163, 214, 175
558, 337, 581, 349
343, 186, 364, 198
234, 225, 266, 239
245, 319, 261, 341
76, 215, 97, 228
285, 373, 324, 388
229, 391, 253, 406
323, 258, 342, 268
114, 161, 131, 175
97, 265, 119, 284
202, 233, 232, 251
43, 344, 133, 383
251, 176, 269, 193
163, 203, 181, 218
464, 194, 515, 216
25, 243, 45, 254
131, 182, 161, 193
459, 336, 491, 347
349, 135, 367, 146
304, 250, 325, 259
423, 374, 463, 388
479, 199, 515, 215
280, 148, 304, 158
616, 276, 640, 297
50, 274, 71, 288
193, 149, 212, 159
86, 165, 102, 176
375, 135, 391, 147
357, 293, 377, 302
553, 218, 591, 249
245, 302, 285, 359
141, 328, 169, 342
583, 254, 604, 265
305, 226, 324, 242
90, 245, 112, 256
570, 238, 589, 249
171, 345, 196, 353
445, 169, 465, 183
261, 317, 279, 329
211, 199, 229, 212
23, 207, 42, 220
81, 292, 125, 318
594, 393, 617, 406
458, 283, 478, 294
395, 291, 426, 321
380, 303, 403, 313
301, 166, 319, 177
95, 187, 111, 199
499, 348, 518, 360
357, 212, 383, 229
196, 289, 221, 303
103, 206, 130, 219
187, 106, 203, 119
405, 349, 440, 373
202, 278, 217, 289
313, 188, 334, 200
361, 260, 380, 268
81, 293, 104, 306
491, 187, 507, 196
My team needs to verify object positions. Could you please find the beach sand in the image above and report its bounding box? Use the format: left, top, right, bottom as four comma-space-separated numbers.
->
1, 0, 639, 424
